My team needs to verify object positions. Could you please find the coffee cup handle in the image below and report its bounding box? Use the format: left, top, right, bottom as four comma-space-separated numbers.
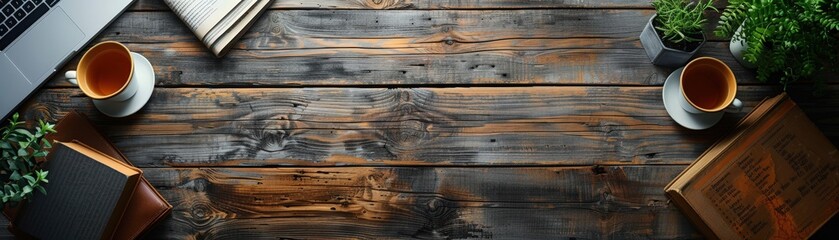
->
65, 71, 78, 85
726, 98, 743, 113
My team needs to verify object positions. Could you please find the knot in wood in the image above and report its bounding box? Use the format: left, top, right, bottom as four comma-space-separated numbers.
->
377, 89, 437, 154
190, 202, 215, 225
445, 39, 454, 45
398, 104, 415, 115
269, 13, 284, 36
24, 104, 53, 122
425, 197, 441, 211
169, 71, 183, 84
190, 178, 210, 192
191, 204, 209, 218
591, 165, 607, 175
392, 119, 427, 144
396, 89, 411, 102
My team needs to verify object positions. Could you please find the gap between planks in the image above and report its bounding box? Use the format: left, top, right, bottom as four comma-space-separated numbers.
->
37, 83, 819, 89
134, 163, 693, 169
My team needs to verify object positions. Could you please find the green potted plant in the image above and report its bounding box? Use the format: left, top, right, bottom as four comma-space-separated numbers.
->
716, 0, 839, 89
640, 0, 717, 67
0, 113, 54, 207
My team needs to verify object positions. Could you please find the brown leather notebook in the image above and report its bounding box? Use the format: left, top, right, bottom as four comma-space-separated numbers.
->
5, 111, 172, 239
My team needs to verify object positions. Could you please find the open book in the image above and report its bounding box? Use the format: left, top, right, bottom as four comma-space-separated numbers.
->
164, 0, 271, 57
665, 93, 839, 239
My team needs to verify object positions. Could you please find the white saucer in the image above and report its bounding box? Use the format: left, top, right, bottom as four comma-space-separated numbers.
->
93, 52, 155, 118
662, 67, 724, 130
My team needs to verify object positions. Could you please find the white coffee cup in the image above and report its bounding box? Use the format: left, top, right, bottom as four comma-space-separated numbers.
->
65, 41, 140, 102
678, 57, 743, 114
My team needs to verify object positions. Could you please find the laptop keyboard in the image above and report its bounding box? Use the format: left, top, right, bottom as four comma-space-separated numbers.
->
0, 0, 59, 51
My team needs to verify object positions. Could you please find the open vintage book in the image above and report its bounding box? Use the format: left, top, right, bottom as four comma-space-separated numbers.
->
164, 0, 272, 57
665, 93, 839, 239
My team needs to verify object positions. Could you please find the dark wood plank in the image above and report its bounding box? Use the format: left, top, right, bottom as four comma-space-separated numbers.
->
48, 42, 757, 88
42, 10, 754, 87
103, 10, 656, 44
140, 166, 700, 239
46, 41, 756, 88
0, 218, 11, 239
101, 9, 731, 46
22, 85, 839, 168
131, 0, 657, 11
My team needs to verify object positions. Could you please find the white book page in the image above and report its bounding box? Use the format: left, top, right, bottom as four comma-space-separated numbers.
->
210, 0, 270, 56
203, 0, 257, 47
163, 0, 240, 39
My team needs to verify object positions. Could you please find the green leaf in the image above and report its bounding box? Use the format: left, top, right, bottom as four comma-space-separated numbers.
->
38, 170, 48, 180
0, 114, 54, 204
7, 160, 17, 171
13, 129, 32, 138
18, 141, 29, 149
39, 170, 48, 183
23, 175, 36, 185
17, 148, 28, 157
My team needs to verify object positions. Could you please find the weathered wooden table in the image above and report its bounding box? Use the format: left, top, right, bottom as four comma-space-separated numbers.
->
5, 0, 839, 239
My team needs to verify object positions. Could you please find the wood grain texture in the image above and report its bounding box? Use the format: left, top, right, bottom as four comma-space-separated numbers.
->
131, 0, 658, 11
8, 2, 839, 239
0, 218, 10, 239
103, 9, 730, 47
46, 41, 756, 88
41, 9, 753, 87
139, 166, 700, 239
100, 10, 660, 44
20, 86, 839, 168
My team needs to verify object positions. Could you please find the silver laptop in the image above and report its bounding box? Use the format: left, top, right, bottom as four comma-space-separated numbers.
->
0, 0, 134, 120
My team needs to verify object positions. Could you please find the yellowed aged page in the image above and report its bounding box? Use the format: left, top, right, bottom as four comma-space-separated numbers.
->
687, 101, 839, 239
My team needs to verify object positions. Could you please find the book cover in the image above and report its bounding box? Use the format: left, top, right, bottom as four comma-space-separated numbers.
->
48, 111, 172, 238
4, 111, 173, 239
14, 142, 141, 240
665, 93, 839, 239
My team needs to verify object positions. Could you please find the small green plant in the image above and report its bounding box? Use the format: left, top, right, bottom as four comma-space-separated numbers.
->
0, 113, 54, 207
652, 0, 717, 48
717, 0, 839, 90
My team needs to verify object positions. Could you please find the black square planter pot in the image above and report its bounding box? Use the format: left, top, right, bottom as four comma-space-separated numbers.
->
640, 14, 705, 67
